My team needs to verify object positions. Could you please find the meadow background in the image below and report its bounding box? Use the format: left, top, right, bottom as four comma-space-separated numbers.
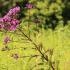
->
0, 0, 70, 70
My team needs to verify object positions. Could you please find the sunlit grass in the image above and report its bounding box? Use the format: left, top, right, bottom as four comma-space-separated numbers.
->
0, 23, 70, 70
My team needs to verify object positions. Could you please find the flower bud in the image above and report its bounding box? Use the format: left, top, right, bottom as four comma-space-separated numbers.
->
26, 4, 33, 9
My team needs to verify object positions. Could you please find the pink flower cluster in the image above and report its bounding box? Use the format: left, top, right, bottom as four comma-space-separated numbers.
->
7, 6, 20, 16
0, 6, 20, 31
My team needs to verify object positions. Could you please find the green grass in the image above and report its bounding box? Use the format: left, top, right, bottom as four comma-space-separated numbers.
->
0, 23, 70, 70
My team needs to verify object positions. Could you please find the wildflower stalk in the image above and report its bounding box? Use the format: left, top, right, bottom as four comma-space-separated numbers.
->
18, 28, 55, 70
28, 9, 30, 38
26, 3, 33, 38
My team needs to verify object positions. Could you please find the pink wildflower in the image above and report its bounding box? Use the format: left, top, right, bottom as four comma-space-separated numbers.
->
9, 25, 17, 31
4, 36, 10, 44
7, 6, 20, 16
3, 15, 11, 22
26, 4, 33, 9
0, 18, 4, 22
11, 19, 20, 25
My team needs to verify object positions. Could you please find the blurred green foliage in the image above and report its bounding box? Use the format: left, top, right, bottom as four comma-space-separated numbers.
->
0, 0, 70, 30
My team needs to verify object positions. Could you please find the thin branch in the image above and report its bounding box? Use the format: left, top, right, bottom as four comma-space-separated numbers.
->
18, 28, 55, 70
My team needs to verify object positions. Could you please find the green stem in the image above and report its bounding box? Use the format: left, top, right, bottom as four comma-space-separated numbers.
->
18, 28, 55, 70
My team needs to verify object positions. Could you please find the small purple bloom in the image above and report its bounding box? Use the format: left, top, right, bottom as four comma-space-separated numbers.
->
26, 4, 33, 9
4, 36, 10, 44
